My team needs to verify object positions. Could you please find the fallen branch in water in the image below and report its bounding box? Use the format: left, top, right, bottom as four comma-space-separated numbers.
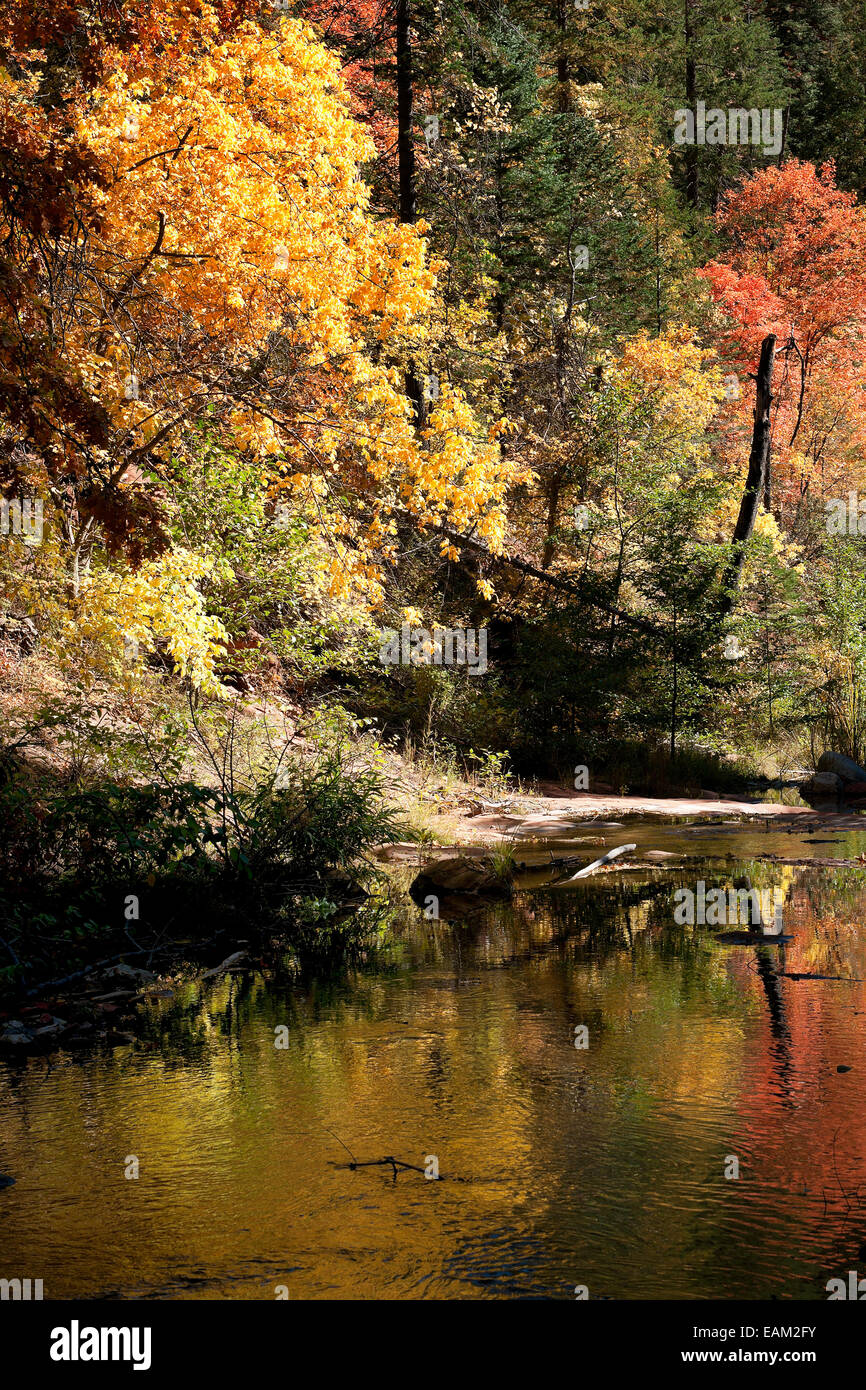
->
347, 1156, 432, 1179
781, 972, 861, 982
323, 1127, 439, 1181
557, 843, 637, 883
25, 947, 156, 997
515, 842, 608, 873
200, 949, 248, 980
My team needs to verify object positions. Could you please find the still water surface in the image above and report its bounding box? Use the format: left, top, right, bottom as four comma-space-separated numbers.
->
3, 819, 866, 1300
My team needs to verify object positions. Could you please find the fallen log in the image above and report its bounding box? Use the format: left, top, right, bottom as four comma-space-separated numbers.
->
200, 950, 248, 980
24, 946, 164, 997
557, 843, 637, 883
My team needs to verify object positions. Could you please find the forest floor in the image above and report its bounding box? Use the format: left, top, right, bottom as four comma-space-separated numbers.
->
4, 653, 860, 860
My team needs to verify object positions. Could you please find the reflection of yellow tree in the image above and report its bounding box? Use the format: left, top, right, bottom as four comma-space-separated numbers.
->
4, 869, 866, 1298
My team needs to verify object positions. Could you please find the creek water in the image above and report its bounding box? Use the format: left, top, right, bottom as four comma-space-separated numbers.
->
3, 817, 866, 1300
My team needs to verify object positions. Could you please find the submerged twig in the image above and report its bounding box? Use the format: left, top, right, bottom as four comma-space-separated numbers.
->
328, 1134, 438, 1181
323, 1126, 358, 1166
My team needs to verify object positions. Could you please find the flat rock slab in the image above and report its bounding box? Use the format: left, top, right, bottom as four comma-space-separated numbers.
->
460, 814, 521, 833
371, 842, 428, 864
556, 792, 808, 818
510, 817, 595, 836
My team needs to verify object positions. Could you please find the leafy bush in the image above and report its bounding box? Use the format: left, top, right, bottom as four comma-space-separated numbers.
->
241, 748, 399, 885
0, 727, 401, 987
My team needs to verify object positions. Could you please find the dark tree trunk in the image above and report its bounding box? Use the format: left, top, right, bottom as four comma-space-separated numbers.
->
719, 333, 776, 617
777, 105, 790, 166
543, 0, 572, 568
556, 53, 569, 110
494, 140, 505, 333
670, 605, 678, 763
396, 0, 416, 226
555, 1, 570, 112
541, 477, 562, 568
396, 0, 423, 422
405, 369, 424, 424
684, 0, 698, 208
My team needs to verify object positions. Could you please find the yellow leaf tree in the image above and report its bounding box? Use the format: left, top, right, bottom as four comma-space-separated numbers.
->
2, 1, 518, 617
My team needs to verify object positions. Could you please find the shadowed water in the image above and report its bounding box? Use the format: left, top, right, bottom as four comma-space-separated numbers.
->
2, 826, 866, 1300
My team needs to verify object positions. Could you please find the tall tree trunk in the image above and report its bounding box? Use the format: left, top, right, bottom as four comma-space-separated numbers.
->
670, 604, 678, 763
494, 139, 505, 334
396, 0, 416, 225
777, 105, 790, 166
684, 0, 698, 208
541, 477, 562, 568
555, 0, 570, 112
543, 0, 572, 569
395, 0, 423, 424
719, 334, 776, 617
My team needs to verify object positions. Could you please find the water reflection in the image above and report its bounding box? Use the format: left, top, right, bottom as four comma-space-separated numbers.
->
2, 854, 866, 1299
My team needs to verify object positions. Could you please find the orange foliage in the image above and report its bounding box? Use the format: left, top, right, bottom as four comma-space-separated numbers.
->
0, 1, 517, 600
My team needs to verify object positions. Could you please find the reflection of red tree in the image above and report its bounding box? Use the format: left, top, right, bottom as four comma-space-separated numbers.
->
729, 904, 866, 1234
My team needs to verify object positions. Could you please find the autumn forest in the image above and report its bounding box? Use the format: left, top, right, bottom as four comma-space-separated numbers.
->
4, 0, 866, 1324
4, 0, 866, 800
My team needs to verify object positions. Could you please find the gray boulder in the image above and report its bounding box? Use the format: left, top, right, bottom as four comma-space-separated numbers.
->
1, 1021, 34, 1046
817, 752, 866, 784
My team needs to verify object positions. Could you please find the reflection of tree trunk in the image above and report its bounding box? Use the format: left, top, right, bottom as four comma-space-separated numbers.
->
719, 334, 776, 618
746, 869, 795, 1103
754, 945, 796, 1108
755, 947, 790, 1042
